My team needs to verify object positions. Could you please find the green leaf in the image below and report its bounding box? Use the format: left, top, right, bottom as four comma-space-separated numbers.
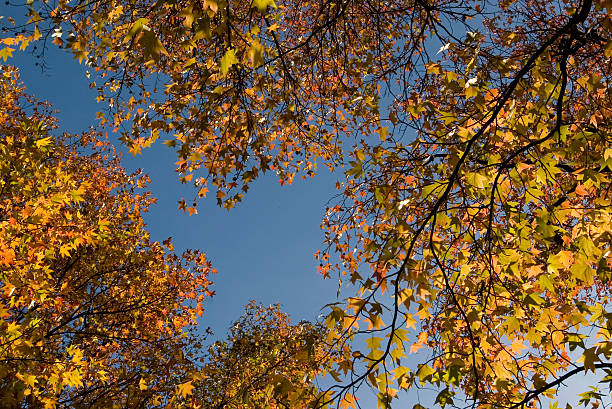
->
248, 40, 265, 68
253, 0, 277, 12
466, 171, 489, 189
538, 274, 554, 292
125, 18, 149, 42
421, 181, 446, 199
220, 48, 238, 77
566, 333, 585, 352
347, 160, 363, 178
138, 29, 168, 61
435, 388, 455, 408
418, 364, 435, 383
524, 293, 545, 307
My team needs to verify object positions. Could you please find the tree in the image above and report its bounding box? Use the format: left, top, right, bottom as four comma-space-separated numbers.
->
187, 302, 339, 409
2, 0, 612, 408
0, 66, 214, 408
317, 1, 612, 407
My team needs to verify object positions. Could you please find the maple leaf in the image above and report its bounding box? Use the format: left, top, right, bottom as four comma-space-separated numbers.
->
0, 47, 15, 61
510, 339, 528, 354
409, 343, 424, 354
340, 393, 358, 409
177, 380, 194, 397
220, 48, 237, 77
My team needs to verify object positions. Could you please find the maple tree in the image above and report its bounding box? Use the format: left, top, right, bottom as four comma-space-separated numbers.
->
1, 0, 612, 408
181, 302, 338, 409
0, 66, 214, 408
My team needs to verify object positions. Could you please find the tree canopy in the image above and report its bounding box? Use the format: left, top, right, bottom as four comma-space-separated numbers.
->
1, 0, 611, 408
0, 67, 214, 407
190, 302, 338, 409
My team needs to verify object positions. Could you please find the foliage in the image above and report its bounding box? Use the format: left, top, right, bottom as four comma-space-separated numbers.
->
317, 1, 612, 407
186, 302, 338, 409
2, 0, 612, 408
0, 66, 214, 408
2, 0, 388, 211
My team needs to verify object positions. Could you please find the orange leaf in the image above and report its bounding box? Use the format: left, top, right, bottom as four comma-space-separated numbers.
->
177, 380, 194, 397
575, 184, 589, 196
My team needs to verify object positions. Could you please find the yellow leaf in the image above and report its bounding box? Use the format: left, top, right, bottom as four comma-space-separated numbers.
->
0, 47, 15, 61
220, 48, 237, 77
253, 0, 277, 12
64, 369, 83, 388
24, 374, 37, 388
177, 380, 194, 397
59, 244, 72, 258
405, 314, 417, 330
464, 86, 478, 98
248, 40, 265, 67
366, 315, 384, 330
7, 322, 21, 337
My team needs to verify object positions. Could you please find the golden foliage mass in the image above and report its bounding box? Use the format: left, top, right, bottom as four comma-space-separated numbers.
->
0, 67, 214, 408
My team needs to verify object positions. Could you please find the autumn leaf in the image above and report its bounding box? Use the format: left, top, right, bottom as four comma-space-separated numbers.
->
0, 47, 15, 61
252, 0, 277, 12
177, 381, 194, 397
340, 393, 358, 409
220, 48, 237, 77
